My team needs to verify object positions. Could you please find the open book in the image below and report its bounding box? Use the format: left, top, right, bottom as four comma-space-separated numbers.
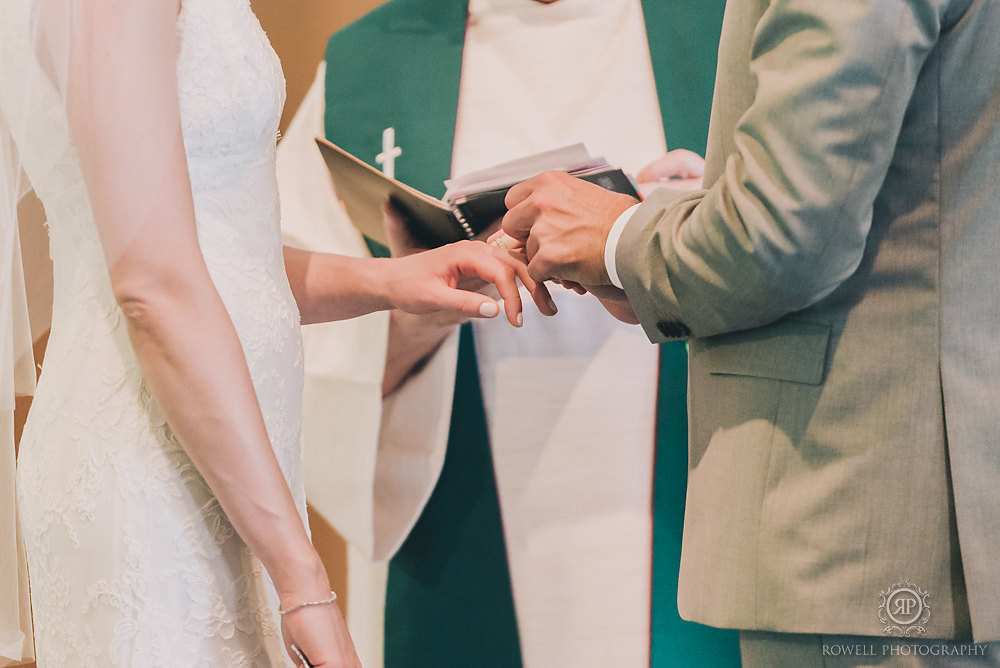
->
315, 138, 639, 248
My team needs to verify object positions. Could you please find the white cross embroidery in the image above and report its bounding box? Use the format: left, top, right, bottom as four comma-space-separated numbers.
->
375, 127, 402, 179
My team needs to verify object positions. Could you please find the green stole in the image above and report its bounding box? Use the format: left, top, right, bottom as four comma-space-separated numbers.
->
324, 1, 738, 665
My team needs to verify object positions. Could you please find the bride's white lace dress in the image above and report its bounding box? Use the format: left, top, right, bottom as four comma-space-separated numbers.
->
10, 1, 304, 665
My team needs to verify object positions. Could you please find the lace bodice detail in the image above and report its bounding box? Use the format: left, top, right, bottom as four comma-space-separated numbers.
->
14, 1, 304, 666
178, 0, 284, 164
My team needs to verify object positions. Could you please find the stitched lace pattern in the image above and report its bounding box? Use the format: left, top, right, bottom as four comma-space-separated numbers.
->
15, 0, 303, 665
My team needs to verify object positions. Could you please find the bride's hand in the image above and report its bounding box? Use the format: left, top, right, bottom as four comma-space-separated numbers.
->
279, 592, 361, 668
383, 237, 557, 326
381, 202, 557, 325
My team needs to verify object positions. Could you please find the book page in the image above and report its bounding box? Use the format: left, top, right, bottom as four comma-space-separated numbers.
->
443, 143, 597, 199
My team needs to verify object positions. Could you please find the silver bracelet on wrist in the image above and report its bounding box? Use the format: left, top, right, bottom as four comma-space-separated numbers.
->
278, 591, 337, 616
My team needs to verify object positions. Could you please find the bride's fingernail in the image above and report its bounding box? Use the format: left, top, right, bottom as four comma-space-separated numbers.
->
516, 313, 523, 327
479, 301, 499, 317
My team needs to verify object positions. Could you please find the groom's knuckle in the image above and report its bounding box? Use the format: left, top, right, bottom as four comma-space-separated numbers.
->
536, 170, 560, 186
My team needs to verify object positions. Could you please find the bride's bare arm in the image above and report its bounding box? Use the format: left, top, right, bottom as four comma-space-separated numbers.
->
283, 240, 554, 327
66, 1, 356, 666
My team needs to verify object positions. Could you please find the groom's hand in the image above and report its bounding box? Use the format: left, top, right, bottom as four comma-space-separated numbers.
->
579, 283, 639, 324
501, 171, 637, 285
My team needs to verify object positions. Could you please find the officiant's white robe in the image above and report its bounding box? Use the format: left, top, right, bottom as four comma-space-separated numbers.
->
278, 2, 669, 666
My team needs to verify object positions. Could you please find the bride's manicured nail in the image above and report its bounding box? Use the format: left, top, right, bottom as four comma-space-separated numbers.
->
516, 313, 523, 327
479, 301, 499, 317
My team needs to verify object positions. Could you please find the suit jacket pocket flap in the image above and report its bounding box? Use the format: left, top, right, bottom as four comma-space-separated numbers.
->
694, 319, 830, 385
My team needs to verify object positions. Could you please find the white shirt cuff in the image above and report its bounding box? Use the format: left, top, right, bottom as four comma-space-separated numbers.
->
604, 203, 640, 289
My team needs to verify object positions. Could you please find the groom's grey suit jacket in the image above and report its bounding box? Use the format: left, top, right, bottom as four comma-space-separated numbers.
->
618, 0, 1000, 641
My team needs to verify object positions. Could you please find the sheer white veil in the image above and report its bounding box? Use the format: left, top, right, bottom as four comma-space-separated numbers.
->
0, 0, 71, 662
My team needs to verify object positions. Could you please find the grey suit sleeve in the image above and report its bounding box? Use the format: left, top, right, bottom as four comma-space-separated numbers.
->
619, 0, 948, 342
